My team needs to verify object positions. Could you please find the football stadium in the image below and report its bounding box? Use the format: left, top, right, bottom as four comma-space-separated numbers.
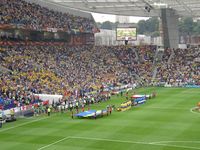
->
0, 0, 200, 150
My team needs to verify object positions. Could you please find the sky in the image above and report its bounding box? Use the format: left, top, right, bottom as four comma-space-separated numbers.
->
92, 12, 149, 23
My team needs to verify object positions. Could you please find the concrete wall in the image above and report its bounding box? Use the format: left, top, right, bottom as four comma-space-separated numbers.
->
95, 29, 118, 45
161, 8, 179, 49
152, 36, 162, 46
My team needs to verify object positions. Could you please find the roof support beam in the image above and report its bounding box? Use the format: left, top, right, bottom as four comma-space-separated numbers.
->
175, 0, 193, 16
44, 0, 200, 17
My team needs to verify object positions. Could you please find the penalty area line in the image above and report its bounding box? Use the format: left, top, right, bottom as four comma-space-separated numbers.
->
71, 136, 148, 145
0, 117, 49, 133
150, 141, 200, 144
37, 136, 200, 150
70, 136, 200, 150
37, 137, 70, 150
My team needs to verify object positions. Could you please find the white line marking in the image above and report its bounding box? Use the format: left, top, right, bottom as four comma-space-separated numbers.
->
71, 136, 200, 150
37, 136, 200, 150
71, 136, 148, 145
150, 143, 200, 150
37, 137, 70, 150
190, 107, 200, 115
0, 117, 48, 132
150, 141, 200, 144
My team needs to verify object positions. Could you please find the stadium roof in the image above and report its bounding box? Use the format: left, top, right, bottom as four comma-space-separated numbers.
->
43, 0, 200, 17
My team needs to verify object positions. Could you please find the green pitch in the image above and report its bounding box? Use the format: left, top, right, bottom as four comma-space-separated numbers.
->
0, 87, 199, 150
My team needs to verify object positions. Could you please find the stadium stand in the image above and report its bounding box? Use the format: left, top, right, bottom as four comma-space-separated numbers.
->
0, 0, 95, 32
0, 0, 199, 113
155, 48, 200, 86
0, 45, 199, 101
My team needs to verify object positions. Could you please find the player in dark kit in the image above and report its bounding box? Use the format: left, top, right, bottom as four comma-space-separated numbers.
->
94, 111, 97, 119
0, 112, 3, 128
71, 110, 74, 119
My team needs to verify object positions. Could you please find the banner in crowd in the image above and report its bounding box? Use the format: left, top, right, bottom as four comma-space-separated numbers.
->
184, 85, 200, 88
33, 94, 63, 104
0, 35, 95, 46
0, 24, 15, 29
46, 27, 58, 33
0, 41, 67, 46
164, 84, 200, 88
0, 28, 95, 45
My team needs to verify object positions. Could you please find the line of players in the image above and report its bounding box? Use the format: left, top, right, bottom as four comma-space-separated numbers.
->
46, 100, 113, 119
34, 94, 112, 118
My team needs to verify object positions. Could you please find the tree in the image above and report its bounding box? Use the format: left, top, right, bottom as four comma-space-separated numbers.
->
98, 17, 200, 36
193, 21, 200, 35
101, 21, 113, 30
151, 31, 160, 37
137, 20, 146, 34
96, 22, 102, 28
146, 17, 159, 33
137, 17, 159, 35
178, 17, 194, 35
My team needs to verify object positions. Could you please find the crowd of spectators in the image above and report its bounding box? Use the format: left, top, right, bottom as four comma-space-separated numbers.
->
155, 48, 200, 86
134, 46, 156, 84
0, 0, 199, 112
0, 45, 136, 98
108, 45, 157, 85
0, 0, 96, 32
0, 43, 199, 110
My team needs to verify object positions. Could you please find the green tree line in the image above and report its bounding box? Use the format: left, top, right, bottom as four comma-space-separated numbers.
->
96, 17, 200, 36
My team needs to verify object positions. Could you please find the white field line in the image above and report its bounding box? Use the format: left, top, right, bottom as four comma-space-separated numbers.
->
150, 141, 200, 144
37, 137, 70, 150
0, 117, 48, 133
70, 136, 200, 150
71, 136, 148, 145
190, 107, 200, 115
150, 143, 200, 150
37, 136, 200, 150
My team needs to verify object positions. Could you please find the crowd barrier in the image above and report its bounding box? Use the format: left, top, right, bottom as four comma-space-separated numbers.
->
33, 94, 62, 104
164, 84, 200, 88
184, 85, 200, 88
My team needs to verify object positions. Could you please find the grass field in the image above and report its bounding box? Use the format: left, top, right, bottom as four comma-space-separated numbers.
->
0, 87, 199, 150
